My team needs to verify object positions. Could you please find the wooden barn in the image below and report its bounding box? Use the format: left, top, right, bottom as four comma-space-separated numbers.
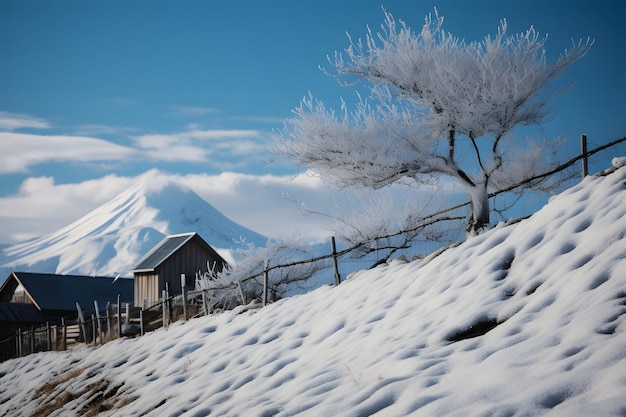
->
0, 272, 134, 338
132, 232, 228, 307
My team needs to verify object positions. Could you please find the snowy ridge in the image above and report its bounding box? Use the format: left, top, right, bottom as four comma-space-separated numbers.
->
0, 167, 625, 416
0, 180, 267, 279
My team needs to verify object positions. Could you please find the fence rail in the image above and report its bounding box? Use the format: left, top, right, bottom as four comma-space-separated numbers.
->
1, 135, 624, 362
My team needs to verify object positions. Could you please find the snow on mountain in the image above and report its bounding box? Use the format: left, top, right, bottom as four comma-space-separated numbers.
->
1, 165, 625, 416
0, 180, 267, 280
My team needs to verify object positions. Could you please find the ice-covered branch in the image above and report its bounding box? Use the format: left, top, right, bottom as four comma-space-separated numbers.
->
273, 8, 591, 234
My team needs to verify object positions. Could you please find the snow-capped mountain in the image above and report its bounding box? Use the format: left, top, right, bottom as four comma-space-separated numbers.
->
0, 180, 267, 281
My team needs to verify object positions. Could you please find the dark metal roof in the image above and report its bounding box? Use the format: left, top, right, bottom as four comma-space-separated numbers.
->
2, 272, 134, 312
0, 303, 59, 323
132, 232, 201, 272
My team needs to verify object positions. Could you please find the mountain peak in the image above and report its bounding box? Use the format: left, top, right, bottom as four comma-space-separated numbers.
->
0, 180, 266, 279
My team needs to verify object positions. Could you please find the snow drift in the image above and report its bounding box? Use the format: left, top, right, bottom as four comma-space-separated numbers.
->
0, 166, 625, 416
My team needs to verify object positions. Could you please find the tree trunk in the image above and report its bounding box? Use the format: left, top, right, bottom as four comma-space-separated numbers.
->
454, 168, 490, 236
465, 181, 490, 236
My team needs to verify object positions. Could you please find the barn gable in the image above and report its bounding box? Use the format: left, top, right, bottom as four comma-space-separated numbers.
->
132, 232, 227, 307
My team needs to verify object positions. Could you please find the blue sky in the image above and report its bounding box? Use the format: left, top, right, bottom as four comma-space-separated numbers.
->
0, 0, 624, 244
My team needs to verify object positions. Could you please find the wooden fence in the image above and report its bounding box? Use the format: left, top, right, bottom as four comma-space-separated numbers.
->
0, 319, 81, 360
0, 285, 247, 361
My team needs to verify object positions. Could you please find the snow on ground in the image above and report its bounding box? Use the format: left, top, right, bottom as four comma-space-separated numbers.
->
1, 166, 625, 416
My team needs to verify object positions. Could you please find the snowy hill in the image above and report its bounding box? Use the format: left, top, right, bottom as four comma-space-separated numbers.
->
1, 166, 625, 416
0, 181, 267, 281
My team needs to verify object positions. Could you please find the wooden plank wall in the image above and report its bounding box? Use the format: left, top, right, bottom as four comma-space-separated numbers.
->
134, 236, 227, 308
134, 273, 159, 306
157, 237, 225, 297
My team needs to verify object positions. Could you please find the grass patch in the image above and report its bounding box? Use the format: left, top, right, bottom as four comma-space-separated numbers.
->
32, 367, 84, 400
30, 367, 137, 417
79, 380, 138, 417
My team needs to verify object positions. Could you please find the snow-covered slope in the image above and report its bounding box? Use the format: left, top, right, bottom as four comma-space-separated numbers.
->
0, 181, 267, 280
1, 167, 625, 416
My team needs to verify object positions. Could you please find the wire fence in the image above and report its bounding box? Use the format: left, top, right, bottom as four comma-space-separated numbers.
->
1, 135, 624, 362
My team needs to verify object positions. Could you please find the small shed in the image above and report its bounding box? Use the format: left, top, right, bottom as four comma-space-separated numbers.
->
132, 232, 228, 307
0, 272, 134, 338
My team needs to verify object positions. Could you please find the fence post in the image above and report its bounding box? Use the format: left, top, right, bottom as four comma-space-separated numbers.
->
331, 236, 342, 286
237, 280, 246, 305
46, 322, 52, 351
16, 328, 22, 357
61, 317, 67, 351
202, 290, 208, 316
263, 260, 269, 306
106, 302, 113, 340
76, 302, 87, 343
181, 274, 188, 321
94, 300, 102, 343
581, 134, 588, 178
52, 323, 58, 350
140, 309, 145, 336
162, 290, 168, 328
92, 315, 97, 346
117, 294, 122, 339
29, 327, 35, 354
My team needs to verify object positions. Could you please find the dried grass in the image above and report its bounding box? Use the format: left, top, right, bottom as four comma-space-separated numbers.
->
30, 367, 137, 417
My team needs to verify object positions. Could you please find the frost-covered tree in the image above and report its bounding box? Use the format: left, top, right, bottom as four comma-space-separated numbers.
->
288, 190, 464, 263
196, 236, 329, 303
274, 10, 592, 235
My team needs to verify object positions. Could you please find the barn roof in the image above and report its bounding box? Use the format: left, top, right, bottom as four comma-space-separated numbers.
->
0, 302, 59, 323
132, 232, 225, 273
0, 272, 134, 313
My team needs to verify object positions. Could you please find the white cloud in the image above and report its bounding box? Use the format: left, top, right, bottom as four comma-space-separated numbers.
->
141, 170, 351, 242
0, 126, 269, 174
183, 129, 261, 140
134, 133, 179, 150
145, 144, 211, 162
134, 129, 261, 148
0, 132, 139, 173
0, 169, 458, 245
132, 128, 267, 164
0, 111, 51, 131
0, 174, 137, 242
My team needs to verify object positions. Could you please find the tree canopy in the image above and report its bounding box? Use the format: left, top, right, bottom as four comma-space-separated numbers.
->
274, 9, 592, 234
